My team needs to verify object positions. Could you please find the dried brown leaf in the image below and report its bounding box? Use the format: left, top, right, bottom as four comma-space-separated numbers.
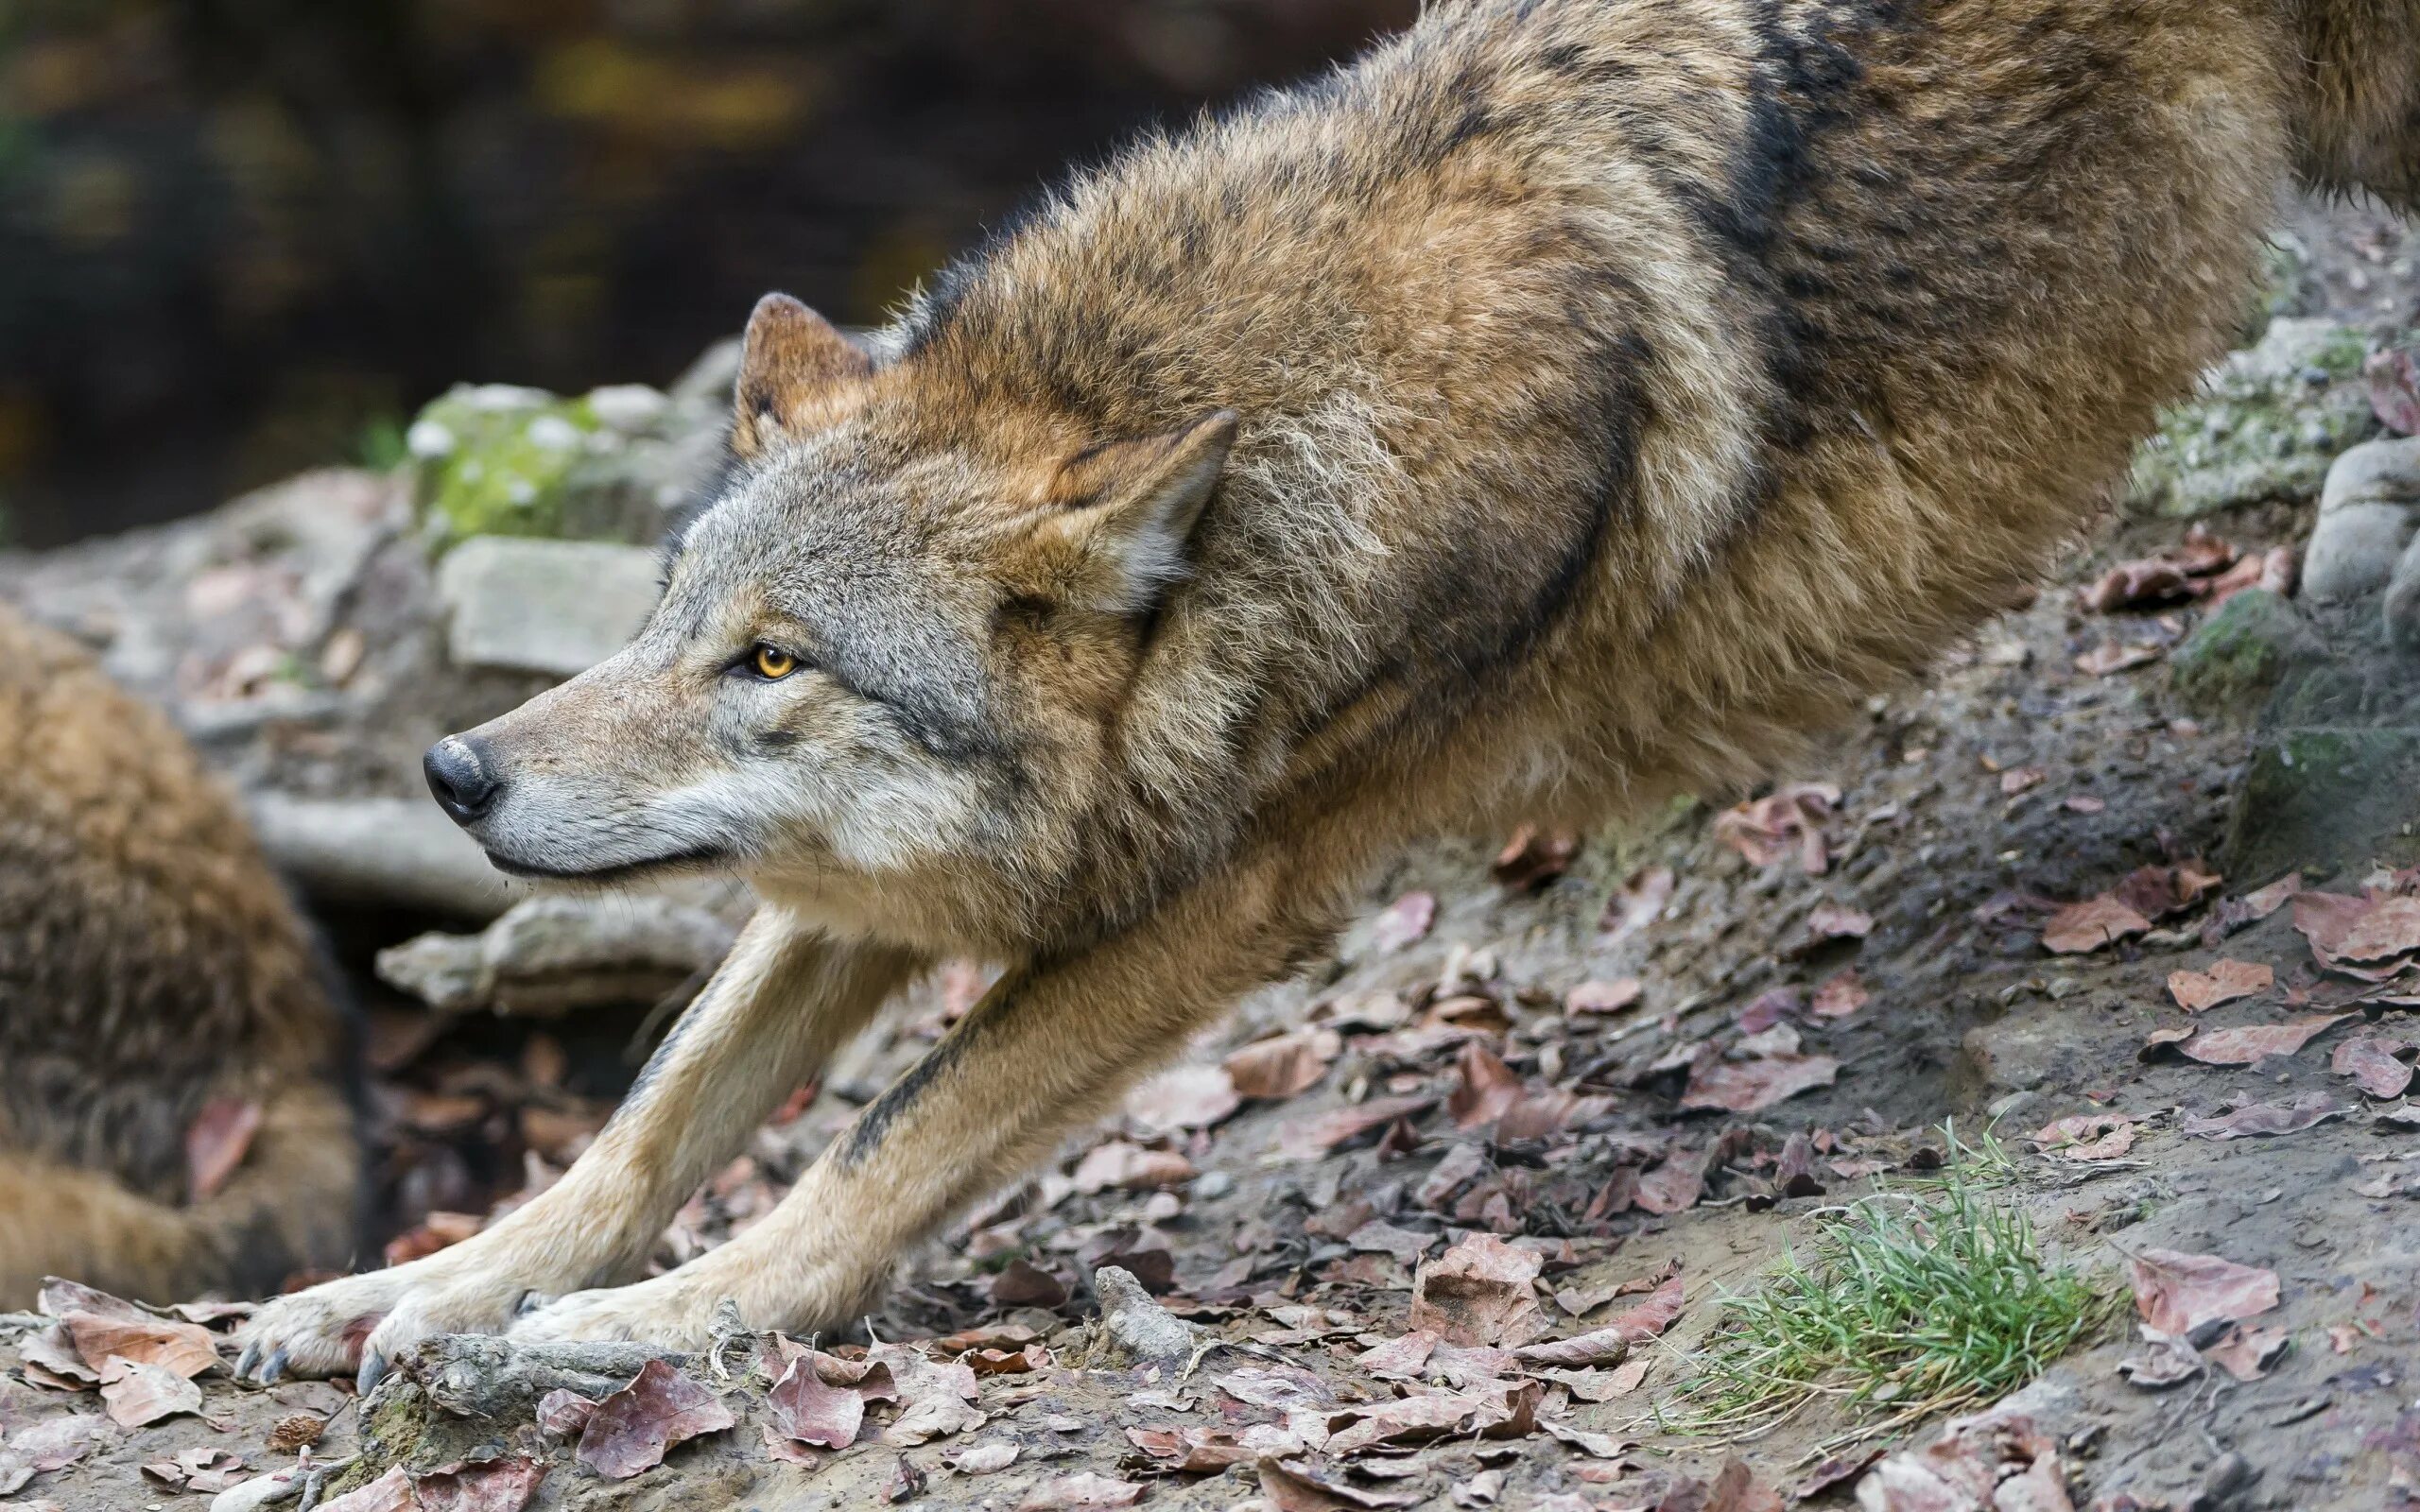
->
2041, 894, 2151, 954
2178, 1014, 2350, 1065
98, 1359, 202, 1428
1225, 1028, 1342, 1099
415, 1455, 550, 1512
2131, 1249, 2280, 1334
2167, 958, 2273, 1012
769, 1355, 864, 1451
1409, 1232, 1545, 1348
574, 1359, 736, 1480
2180, 1092, 2346, 1139
1680, 1053, 1840, 1113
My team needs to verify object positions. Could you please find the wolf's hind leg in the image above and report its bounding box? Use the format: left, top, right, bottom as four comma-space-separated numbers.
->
236, 911, 921, 1384
511, 861, 1332, 1345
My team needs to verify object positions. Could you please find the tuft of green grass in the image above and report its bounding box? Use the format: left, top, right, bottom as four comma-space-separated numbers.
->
1668, 1130, 2114, 1451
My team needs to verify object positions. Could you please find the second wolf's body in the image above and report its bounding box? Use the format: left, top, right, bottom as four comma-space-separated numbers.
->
239, 0, 2419, 1380
0, 604, 361, 1306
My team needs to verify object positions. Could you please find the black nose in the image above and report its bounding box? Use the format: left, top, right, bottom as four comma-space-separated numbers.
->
424, 736, 501, 823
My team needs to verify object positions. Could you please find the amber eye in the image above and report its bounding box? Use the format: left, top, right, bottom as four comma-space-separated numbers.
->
751, 644, 798, 679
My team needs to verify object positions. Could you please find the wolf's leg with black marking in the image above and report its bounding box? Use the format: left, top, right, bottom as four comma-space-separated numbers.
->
235, 911, 921, 1384
511, 862, 1329, 1346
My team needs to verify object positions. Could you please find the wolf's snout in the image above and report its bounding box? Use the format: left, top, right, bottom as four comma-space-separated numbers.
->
424, 735, 502, 824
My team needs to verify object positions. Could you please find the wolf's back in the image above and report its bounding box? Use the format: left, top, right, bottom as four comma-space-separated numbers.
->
2287, 0, 2420, 209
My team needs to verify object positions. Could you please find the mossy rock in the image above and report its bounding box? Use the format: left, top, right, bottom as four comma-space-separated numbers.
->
2127, 318, 2381, 517
2169, 589, 2325, 721
2224, 726, 2420, 881
407, 380, 712, 551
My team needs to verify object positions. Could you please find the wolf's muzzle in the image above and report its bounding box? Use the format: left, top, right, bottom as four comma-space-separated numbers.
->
424, 734, 502, 824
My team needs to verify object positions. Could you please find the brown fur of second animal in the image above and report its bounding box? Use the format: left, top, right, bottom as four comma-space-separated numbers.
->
239, 0, 2416, 1383
0, 603, 361, 1307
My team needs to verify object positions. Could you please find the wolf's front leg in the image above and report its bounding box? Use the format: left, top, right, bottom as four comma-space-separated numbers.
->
512, 868, 1329, 1346
234, 913, 920, 1385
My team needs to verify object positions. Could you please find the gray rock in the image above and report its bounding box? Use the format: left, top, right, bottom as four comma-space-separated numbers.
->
2127, 318, 2380, 517
435, 536, 661, 676
249, 794, 510, 920
2168, 590, 2326, 721
377, 893, 739, 1015
2387, 530, 2420, 650
2223, 726, 2420, 880
2304, 437, 2420, 601
1089, 1265, 1196, 1368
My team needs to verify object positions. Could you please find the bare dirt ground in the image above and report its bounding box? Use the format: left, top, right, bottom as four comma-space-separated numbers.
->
2, 197, 2417, 1512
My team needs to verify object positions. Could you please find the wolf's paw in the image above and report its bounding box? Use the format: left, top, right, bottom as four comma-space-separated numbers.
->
508, 1276, 726, 1352
234, 1259, 557, 1392
233, 1269, 413, 1385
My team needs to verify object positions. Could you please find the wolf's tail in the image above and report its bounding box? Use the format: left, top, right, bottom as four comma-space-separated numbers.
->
2286, 0, 2420, 210
0, 1082, 361, 1309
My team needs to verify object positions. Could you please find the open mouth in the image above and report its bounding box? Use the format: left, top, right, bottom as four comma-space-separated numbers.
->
482, 845, 728, 884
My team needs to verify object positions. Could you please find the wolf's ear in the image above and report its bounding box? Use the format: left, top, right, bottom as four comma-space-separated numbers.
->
1029, 409, 1237, 613
733, 293, 874, 456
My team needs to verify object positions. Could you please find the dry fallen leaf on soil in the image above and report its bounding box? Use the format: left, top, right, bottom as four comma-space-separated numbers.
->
5, 1415, 107, 1474
1515, 1275, 1685, 1366
2332, 1034, 2419, 1099
1070, 1140, 1194, 1194
1493, 824, 1581, 892
1854, 1408, 2072, 1512
414, 1455, 550, 1512
769, 1354, 864, 1452
1124, 1063, 1240, 1135
1599, 865, 1676, 942
2180, 1093, 2346, 1139
1277, 1094, 1436, 1160
1713, 782, 1839, 874
1811, 970, 1869, 1019
1225, 1027, 1343, 1099
2131, 1249, 2280, 1334
317, 1466, 418, 1512
1369, 891, 1437, 953
1448, 1040, 1523, 1128
1634, 1151, 1706, 1215
184, 1095, 264, 1201
870, 1343, 985, 1446
1680, 1053, 1840, 1113
2203, 1325, 2290, 1383
2167, 958, 2273, 1012
574, 1359, 737, 1480
2074, 642, 2161, 677
2116, 862, 2222, 921
61, 1309, 218, 1380
1259, 1457, 1426, 1510
2029, 1113, 2139, 1161
1409, 1232, 1546, 1347
1805, 902, 1874, 943
2041, 894, 2152, 954
947, 1441, 1021, 1476
2116, 1326, 2204, 1389
1565, 977, 1642, 1016
533, 1388, 597, 1435
2295, 890, 2420, 978
990, 1257, 1069, 1309
98, 1358, 202, 1428
2178, 1014, 2351, 1065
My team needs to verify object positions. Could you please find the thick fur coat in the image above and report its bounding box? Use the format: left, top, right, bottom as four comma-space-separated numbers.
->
237, 0, 2419, 1380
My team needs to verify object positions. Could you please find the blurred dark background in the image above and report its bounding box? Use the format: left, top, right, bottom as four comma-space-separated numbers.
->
0, 0, 1414, 548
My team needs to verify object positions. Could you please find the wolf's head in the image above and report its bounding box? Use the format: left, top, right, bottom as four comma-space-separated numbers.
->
424, 294, 1236, 936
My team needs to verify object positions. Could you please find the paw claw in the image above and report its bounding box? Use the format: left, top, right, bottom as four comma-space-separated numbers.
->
356, 1347, 389, 1396
234, 1343, 260, 1382
258, 1348, 288, 1385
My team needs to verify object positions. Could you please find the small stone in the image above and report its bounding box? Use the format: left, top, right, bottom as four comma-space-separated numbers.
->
436, 536, 661, 677
2304, 437, 2420, 601
2128, 318, 2380, 518
1089, 1265, 1195, 1368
